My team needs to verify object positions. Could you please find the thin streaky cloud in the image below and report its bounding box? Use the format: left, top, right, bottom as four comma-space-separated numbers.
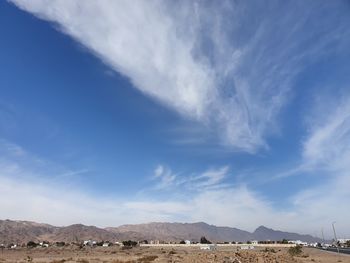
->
9, 0, 346, 152
152, 164, 230, 191
0, 139, 349, 237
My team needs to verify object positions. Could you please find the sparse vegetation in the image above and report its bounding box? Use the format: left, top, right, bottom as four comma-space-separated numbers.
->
263, 248, 276, 253
50, 260, 66, 263
138, 255, 158, 262
200, 236, 211, 244
26, 241, 37, 248
122, 240, 137, 247
288, 244, 302, 256
0, 243, 347, 263
281, 239, 289, 244
55, 242, 66, 247
111, 260, 134, 263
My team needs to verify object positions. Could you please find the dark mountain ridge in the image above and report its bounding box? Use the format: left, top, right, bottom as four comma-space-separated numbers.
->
0, 219, 322, 244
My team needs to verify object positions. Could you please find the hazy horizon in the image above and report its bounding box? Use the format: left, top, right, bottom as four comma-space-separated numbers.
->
1, 1, 350, 240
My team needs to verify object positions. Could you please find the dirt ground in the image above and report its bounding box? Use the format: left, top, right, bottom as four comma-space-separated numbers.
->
0, 246, 349, 263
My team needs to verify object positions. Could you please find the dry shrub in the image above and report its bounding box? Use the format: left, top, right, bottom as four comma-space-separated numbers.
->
288, 245, 302, 256
263, 248, 276, 253
138, 255, 158, 262
50, 260, 66, 263
111, 260, 135, 263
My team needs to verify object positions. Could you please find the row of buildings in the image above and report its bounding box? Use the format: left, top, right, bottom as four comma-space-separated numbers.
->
3, 238, 348, 250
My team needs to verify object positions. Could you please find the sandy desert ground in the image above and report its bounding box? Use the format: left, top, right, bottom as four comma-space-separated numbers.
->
0, 246, 349, 263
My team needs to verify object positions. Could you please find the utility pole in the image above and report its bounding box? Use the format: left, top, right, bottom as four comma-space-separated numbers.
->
321, 228, 325, 246
332, 221, 339, 253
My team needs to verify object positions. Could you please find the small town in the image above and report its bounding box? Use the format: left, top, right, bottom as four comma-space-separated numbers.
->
2, 237, 350, 250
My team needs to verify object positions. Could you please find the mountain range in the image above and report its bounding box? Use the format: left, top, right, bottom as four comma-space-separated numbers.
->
0, 219, 322, 244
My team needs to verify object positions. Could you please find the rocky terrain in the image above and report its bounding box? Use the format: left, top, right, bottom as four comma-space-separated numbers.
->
0, 219, 322, 244
0, 246, 348, 263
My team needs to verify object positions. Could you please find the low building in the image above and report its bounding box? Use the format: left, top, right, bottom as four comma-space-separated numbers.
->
289, 240, 307, 246
240, 245, 254, 250
338, 239, 350, 244
200, 244, 217, 250
83, 240, 97, 246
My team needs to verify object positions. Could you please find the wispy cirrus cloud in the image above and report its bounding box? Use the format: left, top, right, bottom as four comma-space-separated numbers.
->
244, 92, 350, 236
1, 139, 350, 237
280, 93, 350, 236
9, 1, 348, 152
0, 145, 274, 231
192, 166, 230, 188
152, 164, 230, 191
303, 95, 350, 172
153, 165, 177, 189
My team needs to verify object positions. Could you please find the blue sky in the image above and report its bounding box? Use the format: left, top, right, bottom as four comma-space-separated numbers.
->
1, 1, 350, 238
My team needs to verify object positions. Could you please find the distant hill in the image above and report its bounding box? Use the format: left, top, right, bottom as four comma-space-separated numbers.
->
108, 222, 322, 243
0, 219, 322, 244
107, 222, 253, 242
0, 220, 54, 244
252, 226, 321, 243
0, 220, 120, 244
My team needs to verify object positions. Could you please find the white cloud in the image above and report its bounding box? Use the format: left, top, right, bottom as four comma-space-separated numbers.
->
152, 164, 230, 190
0, 158, 271, 230
149, 160, 350, 237
195, 166, 229, 187
255, 94, 350, 237
9, 0, 345, 152
285, 94, 350, 237
1, 140, 349, 237
153, 165, 177, 189
303, 96, 350, 171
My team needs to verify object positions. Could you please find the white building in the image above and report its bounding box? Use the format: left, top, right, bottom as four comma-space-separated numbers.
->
240, 245, 254, 250
185, 240, 191, 245
338, 239, 350, 244
83, 240, 96, 246
290, 240, 307, 246
200, 244, 217, 250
